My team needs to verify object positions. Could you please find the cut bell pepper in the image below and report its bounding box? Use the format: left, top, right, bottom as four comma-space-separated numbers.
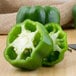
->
4, 19, 53, 70
42, 23, 68, 66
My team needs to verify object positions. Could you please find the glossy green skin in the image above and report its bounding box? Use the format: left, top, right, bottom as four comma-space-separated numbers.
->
44, 6, 60, 24
16, 6, 45, 24
72, 5, 76, 28
16, 6, 60, 24
4, 19, 53, 70
42, 23, 68, 66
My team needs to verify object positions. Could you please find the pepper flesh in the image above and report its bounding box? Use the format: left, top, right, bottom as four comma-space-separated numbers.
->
42, 23, 68, 66
4, 19, 53, 70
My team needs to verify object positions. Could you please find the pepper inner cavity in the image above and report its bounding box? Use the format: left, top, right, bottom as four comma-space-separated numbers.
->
33, 32, 41, 47
21, 48, 32, 59
9, 26, 21, 43
46, 51, 60, 62
7, 46, 17, 60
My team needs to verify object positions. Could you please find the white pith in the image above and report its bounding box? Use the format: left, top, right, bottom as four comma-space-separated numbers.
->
49, 31, 61, 52
10, 25, 37, 59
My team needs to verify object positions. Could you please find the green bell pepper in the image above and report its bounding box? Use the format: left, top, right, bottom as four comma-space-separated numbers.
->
16, 6, 60, 24
4, 19, 53, 70
72, 5, 76, 28
43, 23, 68, 66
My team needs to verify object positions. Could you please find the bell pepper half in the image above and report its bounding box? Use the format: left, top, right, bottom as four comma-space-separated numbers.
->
42, 23, 68, 66
4, 19, 53, 70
